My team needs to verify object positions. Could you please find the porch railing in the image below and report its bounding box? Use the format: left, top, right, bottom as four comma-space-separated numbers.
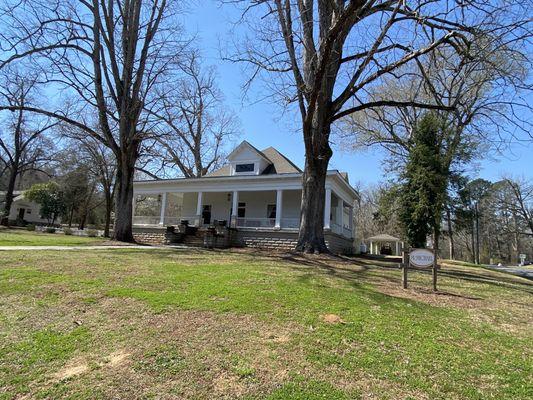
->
236, 217, 276, 228
133, 216, 161, 225
330, 222, 343, 235
343, 227, 353, 238
133, 215, 200, 226
280, 218, 300, 229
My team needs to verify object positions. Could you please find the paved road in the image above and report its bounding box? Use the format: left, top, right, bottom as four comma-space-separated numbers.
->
485, 265, 533, 280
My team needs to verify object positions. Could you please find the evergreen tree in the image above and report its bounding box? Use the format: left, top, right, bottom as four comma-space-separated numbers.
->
399, 113, 448, 248
25, 182, 66, 225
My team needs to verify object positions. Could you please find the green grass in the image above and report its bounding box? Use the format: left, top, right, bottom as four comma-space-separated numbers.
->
0, 228, 104, 246
0, 248, 531, 399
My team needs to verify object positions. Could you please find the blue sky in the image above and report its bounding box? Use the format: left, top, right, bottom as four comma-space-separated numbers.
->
185, 2, 532, 186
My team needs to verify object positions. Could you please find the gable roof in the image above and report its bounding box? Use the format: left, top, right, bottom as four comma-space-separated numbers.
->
367, 234, 401, 242
205, 142, 302, 177
226, 140, 271, 164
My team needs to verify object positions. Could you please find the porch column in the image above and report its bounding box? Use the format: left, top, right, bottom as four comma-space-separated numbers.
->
159, 192, 167, 225
339, 199, 344, 233
395, 241, 400, 255
275, 189, 283, 229
369, 241, 373, 254
349, 206, 354, 238
231, 191, 238, 227
196, 191, 203, 227
132, 194, 137, 224
324, 188, 331, 230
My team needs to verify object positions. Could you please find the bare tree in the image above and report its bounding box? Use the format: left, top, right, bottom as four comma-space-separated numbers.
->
0, 70, 58, 225
226, 0, 531, 253
0, 0, 188, 241
499, 178, 533, 237
77, 137, 116, 237
341, 38, 531, 164
147, 53, 239, 178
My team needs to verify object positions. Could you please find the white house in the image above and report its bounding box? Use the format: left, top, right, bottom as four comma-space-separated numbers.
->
0, 191, 58, 225
132, 141, 358, 253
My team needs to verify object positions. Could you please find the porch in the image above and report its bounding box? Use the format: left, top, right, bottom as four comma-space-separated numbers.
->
132, 188, 354, 240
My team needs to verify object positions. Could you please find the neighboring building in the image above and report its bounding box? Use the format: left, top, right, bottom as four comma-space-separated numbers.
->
366, 234, 404, 256
132, 140, 358, 253
0, 191, 57, 225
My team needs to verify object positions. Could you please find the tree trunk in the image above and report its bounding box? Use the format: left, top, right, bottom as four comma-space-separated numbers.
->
68, 206, 74, 228
471, 223, 476, 264
446, 207, 455, 260
78, 183, 95, 230
296, 123, 333, 253
475, 203, 480, 264
113, 158, 135, 242
1, 165, 17, 226
103, 190, 113, 238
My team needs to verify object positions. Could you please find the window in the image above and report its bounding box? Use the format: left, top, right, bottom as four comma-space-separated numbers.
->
267, 204, 276, 219
237, 202, 246, 218
235, 163, 254, 173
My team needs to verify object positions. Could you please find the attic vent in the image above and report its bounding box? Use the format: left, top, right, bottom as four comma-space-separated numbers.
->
235, 163, 254, 172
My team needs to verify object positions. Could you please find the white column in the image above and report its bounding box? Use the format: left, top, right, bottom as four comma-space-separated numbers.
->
324, 188, 331, 230
349, 206, 354, 238
159, 192, 167, 225
231, 191, 238, 227
275, 189, 283, 229
132, 194, 137, 224
339, 200, 344, 233
196, 191, 203, 226
370, 241, 373, 254
395, 241, 400, 255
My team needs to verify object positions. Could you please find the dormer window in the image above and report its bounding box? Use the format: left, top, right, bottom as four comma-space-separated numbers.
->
235, 163, 255, 173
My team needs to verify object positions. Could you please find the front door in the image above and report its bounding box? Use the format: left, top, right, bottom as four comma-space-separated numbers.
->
18, 208, 25, 220
202, 205, 212, 225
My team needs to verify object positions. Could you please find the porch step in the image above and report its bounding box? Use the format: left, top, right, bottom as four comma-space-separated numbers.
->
182, 230, 209, 247
182, 229, 231, 248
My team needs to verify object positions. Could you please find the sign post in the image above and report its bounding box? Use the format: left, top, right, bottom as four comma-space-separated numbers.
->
402, 251, 409, 289
406, 248, 436, 291
432, 248, 438, 292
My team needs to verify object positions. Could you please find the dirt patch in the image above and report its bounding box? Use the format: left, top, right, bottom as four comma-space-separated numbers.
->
54, 362, 89, 381
212, 372, 246, 397
105, 350, 131, 367
321, 314, 345, 324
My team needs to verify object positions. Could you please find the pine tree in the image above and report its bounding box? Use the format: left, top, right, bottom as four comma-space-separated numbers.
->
399, 113, 448, 248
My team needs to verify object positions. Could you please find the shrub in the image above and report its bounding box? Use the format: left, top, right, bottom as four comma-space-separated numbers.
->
26, 224, 36, 231
64, 228, 73, 235
86, 229, 98, 237
45, 227, 56, 234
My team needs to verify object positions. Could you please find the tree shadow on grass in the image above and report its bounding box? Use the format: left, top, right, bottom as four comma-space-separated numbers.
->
131, 247, 532, 298
248, 251, 533, 299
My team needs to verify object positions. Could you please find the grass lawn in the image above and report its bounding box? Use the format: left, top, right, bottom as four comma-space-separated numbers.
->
0, 249, 531, 399
0, 228, 105, 246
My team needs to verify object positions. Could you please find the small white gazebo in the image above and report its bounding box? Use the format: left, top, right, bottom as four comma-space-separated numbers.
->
367, 234, 403, 256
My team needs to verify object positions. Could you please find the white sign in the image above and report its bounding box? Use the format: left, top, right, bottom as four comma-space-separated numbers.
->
410, 248, 435, 268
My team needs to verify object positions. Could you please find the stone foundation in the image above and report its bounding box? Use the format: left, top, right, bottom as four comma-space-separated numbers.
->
132, 226, 354, 254
324, 231, 354, 255
234, 229, 299, 250
132, 227, 166, 245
